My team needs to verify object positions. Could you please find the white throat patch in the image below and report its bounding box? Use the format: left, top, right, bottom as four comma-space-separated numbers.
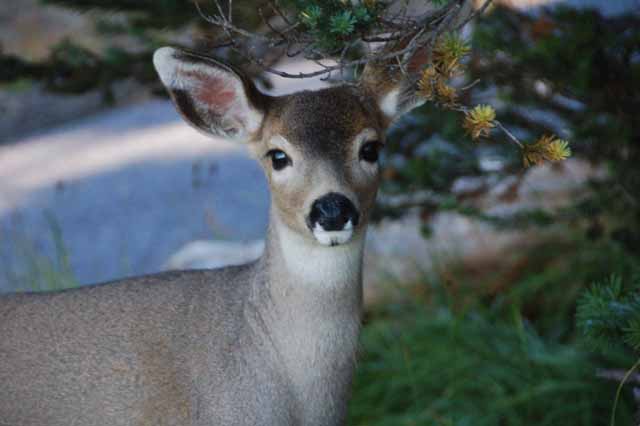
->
312, 220, 354, 246
273, 215, 363, 287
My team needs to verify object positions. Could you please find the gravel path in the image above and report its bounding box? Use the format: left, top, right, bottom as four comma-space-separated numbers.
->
0, 100, 270, 291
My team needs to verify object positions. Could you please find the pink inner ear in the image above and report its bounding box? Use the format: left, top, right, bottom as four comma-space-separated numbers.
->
184, 70, 237, 111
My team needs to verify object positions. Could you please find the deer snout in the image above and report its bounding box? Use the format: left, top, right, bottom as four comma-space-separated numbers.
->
307, 193, 360, 246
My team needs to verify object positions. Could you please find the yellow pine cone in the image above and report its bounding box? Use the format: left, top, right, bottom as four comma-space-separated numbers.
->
523, 135, 571, 167
434, 34, 470, 78
417, 66, 439, 100
463, 104, 496, 140
438, 57, 463, 79
435, 79, 457, 106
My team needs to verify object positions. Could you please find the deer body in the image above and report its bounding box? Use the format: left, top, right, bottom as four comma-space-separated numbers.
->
1, 227, 361, 426
0, 47, 425, 425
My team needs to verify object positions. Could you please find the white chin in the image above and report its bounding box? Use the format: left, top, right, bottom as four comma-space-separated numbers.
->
313, 229, 353, 246
313, 222, 354, 246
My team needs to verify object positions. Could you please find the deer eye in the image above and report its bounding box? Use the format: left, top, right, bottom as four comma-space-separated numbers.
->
266, 149, 291, 171
359, 141, 381, 163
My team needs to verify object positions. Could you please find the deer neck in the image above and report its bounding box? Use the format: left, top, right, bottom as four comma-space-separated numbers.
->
254, 208, 364, 412
262, 209, 364, 312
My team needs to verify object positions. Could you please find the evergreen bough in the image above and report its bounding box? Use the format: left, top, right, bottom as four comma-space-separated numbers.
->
577, 274, 640, 353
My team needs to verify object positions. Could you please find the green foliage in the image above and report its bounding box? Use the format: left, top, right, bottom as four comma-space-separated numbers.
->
349, 291, 635, 426
625, 318, 640, 352
286, 0, 383, 52
379, 4, 640, 264
349, 236, 640, 425
299, 4, 322, 27
469, 6, 640, 250
577, 274, 640, 353
574, 273, 640, 426
329, 10, 357, 36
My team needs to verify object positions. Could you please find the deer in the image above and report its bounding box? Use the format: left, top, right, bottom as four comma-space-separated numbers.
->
0, 45, 429, 426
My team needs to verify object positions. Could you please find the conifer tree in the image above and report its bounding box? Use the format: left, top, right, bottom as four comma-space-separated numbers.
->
577, 274, 640, 424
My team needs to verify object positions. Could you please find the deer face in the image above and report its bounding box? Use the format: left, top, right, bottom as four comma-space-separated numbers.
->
154, 47, 425, 247
255, 88, 385, 246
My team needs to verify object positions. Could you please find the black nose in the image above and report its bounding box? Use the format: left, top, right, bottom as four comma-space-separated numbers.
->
308, 192, 360, 231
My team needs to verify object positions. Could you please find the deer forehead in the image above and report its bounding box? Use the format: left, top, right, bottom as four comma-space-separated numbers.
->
263, 87, 383, 157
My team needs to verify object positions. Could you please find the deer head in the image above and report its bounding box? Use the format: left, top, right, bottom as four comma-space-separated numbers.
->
153, 47, 427, 248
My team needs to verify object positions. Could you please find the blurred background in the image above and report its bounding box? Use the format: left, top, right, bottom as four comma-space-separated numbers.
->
1, 0, 639, 424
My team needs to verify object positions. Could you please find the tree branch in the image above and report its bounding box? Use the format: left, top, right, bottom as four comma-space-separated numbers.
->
195, 0, 475, 80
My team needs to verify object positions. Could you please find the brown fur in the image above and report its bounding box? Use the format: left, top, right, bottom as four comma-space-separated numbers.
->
0, 46, 426, 426
254, 86, 385, 239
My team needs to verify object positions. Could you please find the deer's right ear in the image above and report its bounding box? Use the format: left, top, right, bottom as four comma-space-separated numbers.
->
153, 47, 267, 141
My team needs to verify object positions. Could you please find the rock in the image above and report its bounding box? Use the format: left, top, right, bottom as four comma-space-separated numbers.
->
166, 240, 265, 270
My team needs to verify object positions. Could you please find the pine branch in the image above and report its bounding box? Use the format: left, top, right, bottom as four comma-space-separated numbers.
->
577, 275, 640, 353
193, 0, 476, 80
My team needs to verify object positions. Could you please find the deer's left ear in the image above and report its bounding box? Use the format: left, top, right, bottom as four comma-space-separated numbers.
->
359, 44, 431, 125
153, 47, 268, 142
